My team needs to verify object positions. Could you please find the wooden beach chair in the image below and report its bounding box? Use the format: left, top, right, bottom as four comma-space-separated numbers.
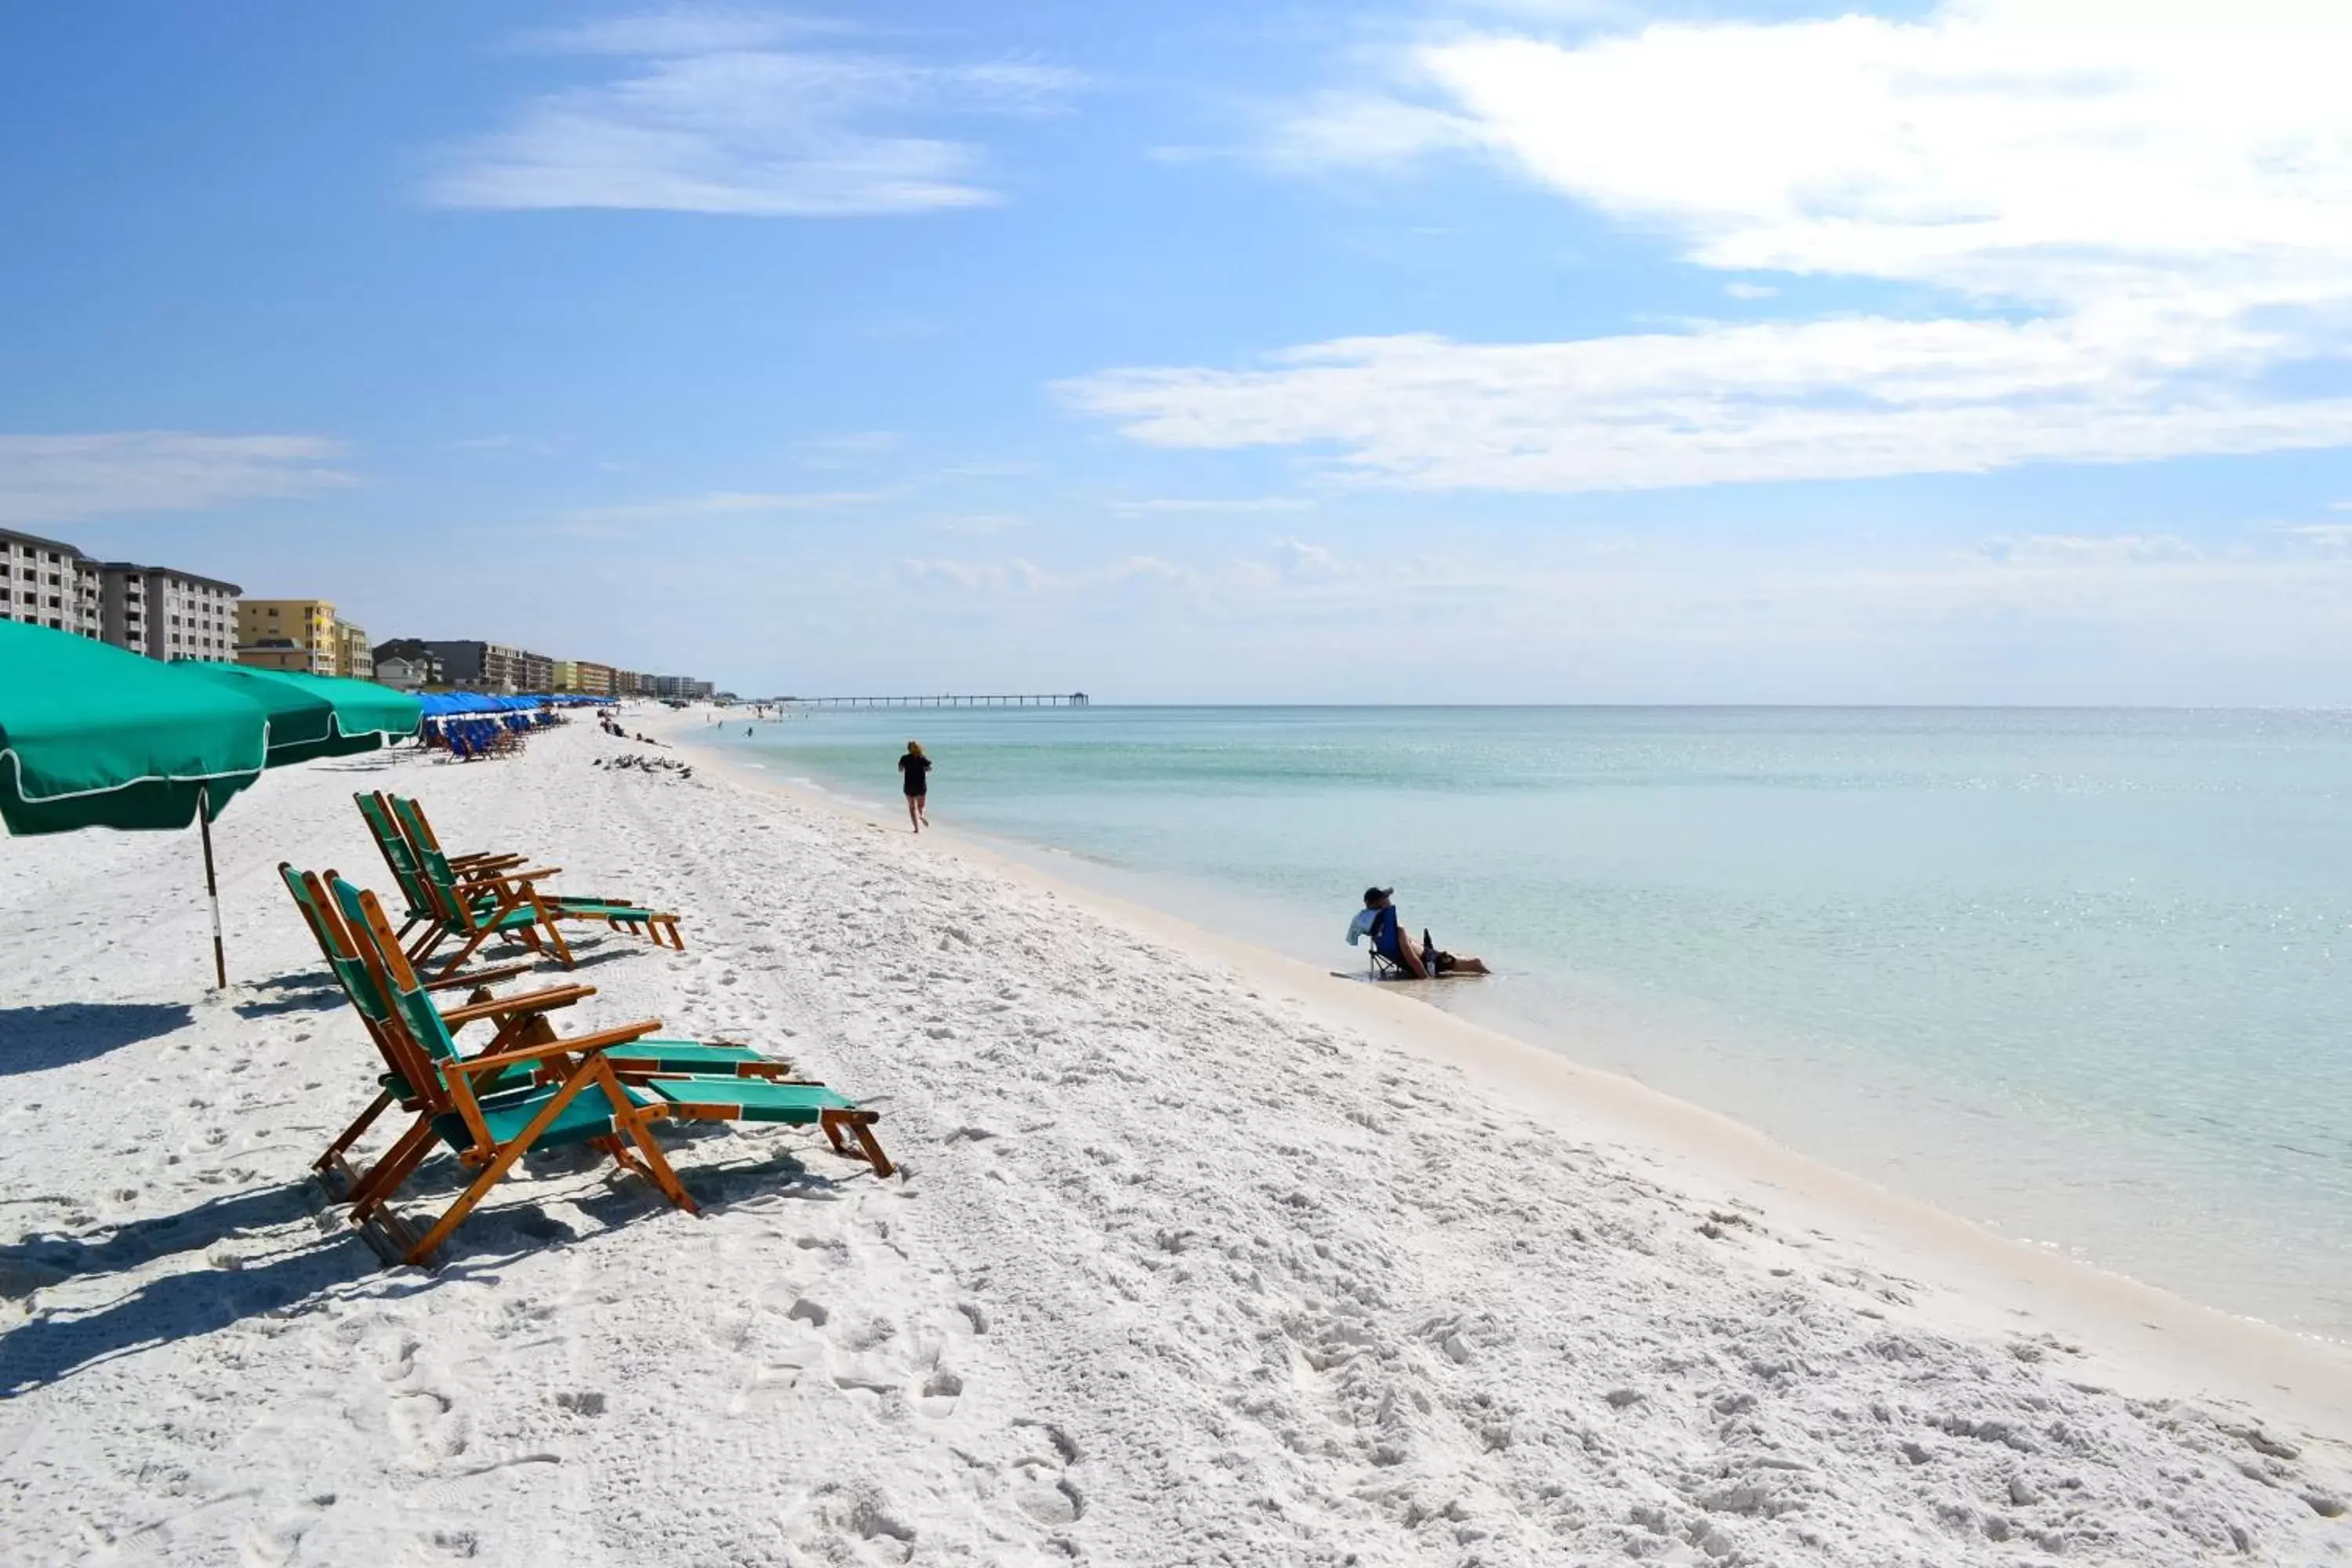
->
354, 791, 524, 946
288, 865, 807, 1195
388, 795, 688, 976
355, 791, 638, 960
325, 877, 891, 1265
280, 863, 597, 1193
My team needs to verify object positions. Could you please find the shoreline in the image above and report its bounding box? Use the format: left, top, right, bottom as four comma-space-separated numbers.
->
659, 706, 2352, 1442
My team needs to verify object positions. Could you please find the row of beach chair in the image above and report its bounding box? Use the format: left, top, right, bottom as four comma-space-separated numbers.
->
277, 791, 891, 1266
426, 716, 535, 760
356, 790, 685, 977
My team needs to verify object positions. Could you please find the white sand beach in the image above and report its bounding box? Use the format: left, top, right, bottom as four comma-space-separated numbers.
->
2, 712, 2348, 1567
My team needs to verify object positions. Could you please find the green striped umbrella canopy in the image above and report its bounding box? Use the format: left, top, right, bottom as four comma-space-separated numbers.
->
0, 619, 271, 836
177, 662, 421, 764
1, 625, 422, 989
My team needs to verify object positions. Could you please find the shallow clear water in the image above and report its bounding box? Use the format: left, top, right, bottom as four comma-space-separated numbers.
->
703, 706, 2352, 1335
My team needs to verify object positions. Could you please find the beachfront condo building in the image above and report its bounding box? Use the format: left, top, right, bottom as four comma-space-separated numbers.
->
416, 640, 528, 691
517, 649, 554, 692
236, 599, 343, 677
0, 529, 103, 637
333, 620, 372, 681
554, 659, 619, 697
98, 562, 241, 662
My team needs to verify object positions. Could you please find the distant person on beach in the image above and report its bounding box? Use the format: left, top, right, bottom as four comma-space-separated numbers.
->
1347, 887, 1488, 978
898, 741, 932, 833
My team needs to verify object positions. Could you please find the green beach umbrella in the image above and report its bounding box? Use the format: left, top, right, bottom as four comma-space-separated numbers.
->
177, 662, 421, 764
0, 625, 420, 988
0, 620, 270, 836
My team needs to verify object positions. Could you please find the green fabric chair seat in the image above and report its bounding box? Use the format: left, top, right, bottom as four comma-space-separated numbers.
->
466, 891, 658, 921
432, 1081, 658, 1151
643, 1079, 856, 1123
602, 1040, 773, 1072
383, 1042, 774, 1100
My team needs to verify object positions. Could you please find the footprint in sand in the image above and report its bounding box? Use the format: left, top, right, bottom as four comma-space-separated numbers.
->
1009, 1421, 1086, 1528
389, 1388, 467, 1464
239, 1495, 335, 1568
400, 1529, 480, 1563
916, 1369, 963, 1419
795, 1483, 920, 1566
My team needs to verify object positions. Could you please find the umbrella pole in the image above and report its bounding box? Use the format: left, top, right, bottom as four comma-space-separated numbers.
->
198, 786, 227, 989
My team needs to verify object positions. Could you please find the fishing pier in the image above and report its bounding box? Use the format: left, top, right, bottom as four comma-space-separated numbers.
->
779, 692, 1090, 710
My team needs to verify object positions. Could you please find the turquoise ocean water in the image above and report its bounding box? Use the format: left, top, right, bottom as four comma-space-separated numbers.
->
702, 706, 2352, 1337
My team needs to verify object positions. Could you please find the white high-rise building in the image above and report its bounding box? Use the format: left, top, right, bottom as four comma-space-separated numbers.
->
100, 562, 243, 662
0, 528, 103, 637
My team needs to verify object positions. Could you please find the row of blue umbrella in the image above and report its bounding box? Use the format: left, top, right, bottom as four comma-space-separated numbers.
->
416, 692, 607, 717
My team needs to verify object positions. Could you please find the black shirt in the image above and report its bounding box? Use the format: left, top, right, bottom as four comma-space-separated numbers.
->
898, 753, 931, 793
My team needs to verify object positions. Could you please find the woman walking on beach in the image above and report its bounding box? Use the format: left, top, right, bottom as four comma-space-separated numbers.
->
898, 741, 931, 833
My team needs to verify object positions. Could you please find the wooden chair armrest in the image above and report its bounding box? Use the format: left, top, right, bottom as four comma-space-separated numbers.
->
474, 866, 561, 884
422, 961, 532, 992
437, 983, 597, 1025
456, 1019, 662, 1073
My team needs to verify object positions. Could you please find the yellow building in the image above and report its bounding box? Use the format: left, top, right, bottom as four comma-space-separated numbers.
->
552, 660, 618, 697
236, 598, 340, 677
334, 620, 372, 681
234, 641, 312, 673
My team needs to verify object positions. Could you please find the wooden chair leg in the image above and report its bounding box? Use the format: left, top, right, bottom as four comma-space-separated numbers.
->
822, 1109, 895, 1178
401, 1065, 605, 1264
317, 1090, 394, 1175
405, 925, 443, 965
429, 929, 492, 982
615, 1109, 698, 1213
346, 1116, 440, 1219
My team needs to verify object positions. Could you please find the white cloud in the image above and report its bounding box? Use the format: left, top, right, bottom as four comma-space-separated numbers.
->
2285, 523, 2352, 549
1272, 537, 1348, 579
901, 557, 1050, 593
0, 432, 353, 527
1064, 325, 2352, 491
1261, 92, 1481, 171
1109, 496, 1316, 514
902, 554, 1197, 595
568, 489, 887, 527
1079, 1, 2352, 492
927, 512, 1030, 535
1722, 281, 1775, 300
430, 19, 1080, 216
527, 6, 838, 57
1981, 533, 2201, 565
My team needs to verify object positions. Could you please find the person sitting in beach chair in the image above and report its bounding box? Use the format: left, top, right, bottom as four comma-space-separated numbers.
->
1346, 886, 1489, 978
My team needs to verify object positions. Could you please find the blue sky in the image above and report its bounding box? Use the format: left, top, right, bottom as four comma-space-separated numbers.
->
5, 0, 2351, 702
